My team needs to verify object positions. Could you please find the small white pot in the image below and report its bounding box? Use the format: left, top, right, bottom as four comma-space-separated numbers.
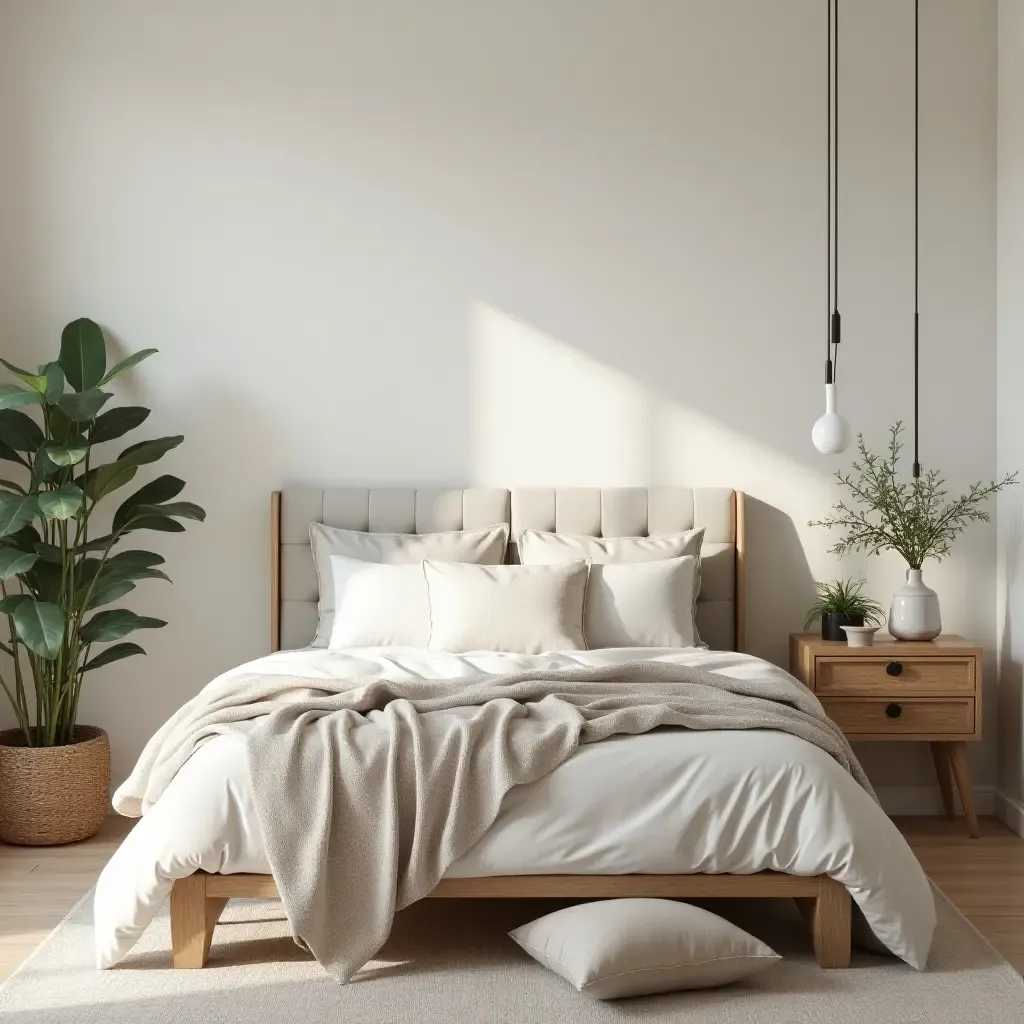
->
841, 625, 880, 647
888, 568, 941, 641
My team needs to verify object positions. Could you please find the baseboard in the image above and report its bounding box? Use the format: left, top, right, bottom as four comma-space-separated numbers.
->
993, 789, 1024, 837
874, 783, 995, 817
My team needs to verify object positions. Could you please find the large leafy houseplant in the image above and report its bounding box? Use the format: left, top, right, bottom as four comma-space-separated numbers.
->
0, 318, 204, 748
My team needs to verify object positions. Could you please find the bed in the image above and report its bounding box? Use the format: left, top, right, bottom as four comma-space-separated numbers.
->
94, 486, 936, 977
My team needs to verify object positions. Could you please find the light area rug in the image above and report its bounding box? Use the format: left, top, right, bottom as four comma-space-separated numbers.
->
1, 886, 1021, 1023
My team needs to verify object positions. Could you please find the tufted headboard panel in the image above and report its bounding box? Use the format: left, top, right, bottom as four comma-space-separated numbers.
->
273, 487, 745, 654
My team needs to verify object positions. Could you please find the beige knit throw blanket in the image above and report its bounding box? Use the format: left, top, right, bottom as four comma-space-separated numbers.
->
115, 661, 873, 983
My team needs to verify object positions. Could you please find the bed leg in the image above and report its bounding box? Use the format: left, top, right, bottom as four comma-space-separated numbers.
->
797, 877, 851, 968
170, 874, 227, 968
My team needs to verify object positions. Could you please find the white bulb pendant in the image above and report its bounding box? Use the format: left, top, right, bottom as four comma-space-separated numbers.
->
811, 382, 852, 455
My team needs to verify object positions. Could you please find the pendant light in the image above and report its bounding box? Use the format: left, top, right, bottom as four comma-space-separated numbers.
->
812, 0, 852, 455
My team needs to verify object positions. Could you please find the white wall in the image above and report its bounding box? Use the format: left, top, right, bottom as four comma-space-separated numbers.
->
997, 0, 1024, 833
0, 0, 1000, 800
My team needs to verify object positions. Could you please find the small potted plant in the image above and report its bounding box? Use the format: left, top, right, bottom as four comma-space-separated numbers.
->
809, 423, 1016, 640
803, 577, 884, 641
0, 318, 204, 845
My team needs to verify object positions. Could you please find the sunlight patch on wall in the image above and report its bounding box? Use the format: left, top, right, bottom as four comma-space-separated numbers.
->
469, 300, 832, 516
469, 303, 653, 485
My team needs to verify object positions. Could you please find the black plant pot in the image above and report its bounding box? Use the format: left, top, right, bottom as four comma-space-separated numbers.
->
821, 612, 864, 641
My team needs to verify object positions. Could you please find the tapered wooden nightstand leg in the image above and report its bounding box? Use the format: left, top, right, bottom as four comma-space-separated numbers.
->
930, 742, 957, 819
944, 741, 979, 838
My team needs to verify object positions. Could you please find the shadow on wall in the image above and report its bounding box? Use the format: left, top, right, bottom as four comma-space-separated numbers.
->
744, 497, 816, 665
999, 509, 1023, 804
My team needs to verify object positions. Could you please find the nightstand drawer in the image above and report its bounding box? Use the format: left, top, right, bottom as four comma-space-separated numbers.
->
814, 657, 975, 696
820, 697, 975, 737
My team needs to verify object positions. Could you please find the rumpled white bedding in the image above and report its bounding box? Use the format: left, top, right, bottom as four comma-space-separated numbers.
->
95, 647, 936, 971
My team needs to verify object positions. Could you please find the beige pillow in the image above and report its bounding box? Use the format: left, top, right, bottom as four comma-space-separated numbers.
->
329, 558, 429, 648
423, 560, 588, 654
509, 899, 779, 1000
309, 522, 509, 647
586, 555, 700, 648
519, 528, 705, 650
518, 527, 704, 565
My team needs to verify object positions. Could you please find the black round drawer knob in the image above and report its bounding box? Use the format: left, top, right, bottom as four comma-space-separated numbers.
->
885, 702, 903, 719
886, 661, 904, 677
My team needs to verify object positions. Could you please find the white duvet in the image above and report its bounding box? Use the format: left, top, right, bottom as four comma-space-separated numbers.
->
96, 646, 936, 971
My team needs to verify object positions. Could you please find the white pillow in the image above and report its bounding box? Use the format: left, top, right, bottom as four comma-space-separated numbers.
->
423, 560, 588, 654
586, 555, 700, 648
509, 898, 780, 1000
518, 527, 704, 565
328, 558, 429, 648
309, 522, 509, 647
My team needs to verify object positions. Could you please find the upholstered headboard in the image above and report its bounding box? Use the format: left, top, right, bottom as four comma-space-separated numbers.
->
272, 487, 745, 653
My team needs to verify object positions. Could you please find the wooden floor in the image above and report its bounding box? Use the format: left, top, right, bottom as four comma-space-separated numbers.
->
1, 815, 1022, 983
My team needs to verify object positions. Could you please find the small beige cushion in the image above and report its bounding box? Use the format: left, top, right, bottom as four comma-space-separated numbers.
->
509, 898, 780, 1000
309, 523, 509, 647
519, 527, 704, 565
424, 560, 588, 654
586, 555, 700, 648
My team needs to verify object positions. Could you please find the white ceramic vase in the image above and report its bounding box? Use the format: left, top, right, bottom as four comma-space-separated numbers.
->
888, 568, 941, 641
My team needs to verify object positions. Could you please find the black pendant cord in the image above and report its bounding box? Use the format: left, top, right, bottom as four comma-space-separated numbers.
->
826, 0, 833, 384
913, 0, 921, 478
826, 0, 841, 385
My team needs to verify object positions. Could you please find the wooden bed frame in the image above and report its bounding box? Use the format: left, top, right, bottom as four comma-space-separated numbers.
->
169, 489, 854, 970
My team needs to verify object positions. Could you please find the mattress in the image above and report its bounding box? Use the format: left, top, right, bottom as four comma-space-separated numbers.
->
95, 646, 936, 970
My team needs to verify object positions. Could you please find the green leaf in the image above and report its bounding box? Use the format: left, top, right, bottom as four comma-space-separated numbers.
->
0, 478, 26, 494
135, 500, 204, 522
0, 358, 47, 393
37, 483, 83, 520
0, 358, 33, 378
113, 475, 185, 531
81, 641, 146, 673
76, 556, 169, 600
121, 514, 185, 534
90, 405, 150, 444
0, 409, 44, 451
47, 405, 75, 443
0, 546, 39, 579
59, 318, 107, 392
57, 389, 111, 422
77, 533, 113, 552
32, 540, 62, 563
0, 594, 30, 614
42, 437, 89, 466
81, 462, 138, 501
12, 599, 64, 659
117, 435, 183, 469
25, 560, 60, 601
81, 608, 166, 643
82, 577, 136, 609
42, 362, 65, 402
0, 385, 42, 411
99, 348, 157, 386
0, 493, 37, 536
106, 549, 165, 572
0, 441, 29, 467
33, 447, 61, 483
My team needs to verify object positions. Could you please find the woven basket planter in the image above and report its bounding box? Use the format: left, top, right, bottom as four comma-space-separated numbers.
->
0, 726, 110, 846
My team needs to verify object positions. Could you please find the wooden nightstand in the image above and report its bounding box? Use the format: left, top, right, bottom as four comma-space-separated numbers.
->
789, 633, 982, 837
